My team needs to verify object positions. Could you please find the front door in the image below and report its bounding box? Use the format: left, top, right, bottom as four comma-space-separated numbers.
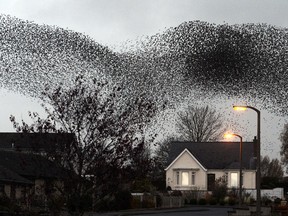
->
207, 174, 215, 191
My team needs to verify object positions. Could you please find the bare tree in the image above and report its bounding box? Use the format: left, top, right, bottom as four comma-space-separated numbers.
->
176, 105, 226, 142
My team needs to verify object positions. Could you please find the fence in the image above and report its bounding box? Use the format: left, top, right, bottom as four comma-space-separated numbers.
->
161, 196, 184, 208
131, 193, 184, 209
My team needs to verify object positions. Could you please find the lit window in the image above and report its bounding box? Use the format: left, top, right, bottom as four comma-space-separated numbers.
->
231, 173, 238, 187
191, 172, 196, 185
182, 172, 189, 186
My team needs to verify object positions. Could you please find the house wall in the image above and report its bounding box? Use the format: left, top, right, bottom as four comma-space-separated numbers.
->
243, 171, 256, 189
166, 151, 207, 190
208, 170, 256, 189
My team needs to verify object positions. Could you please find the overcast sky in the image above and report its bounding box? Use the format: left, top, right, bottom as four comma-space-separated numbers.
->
2, 0, 288, 47
0, 0, 288, 159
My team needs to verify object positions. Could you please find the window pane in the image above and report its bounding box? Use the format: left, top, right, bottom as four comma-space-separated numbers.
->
191, 172, 196, 185
182, 172, 189, 186
231, 173, 238, 187
176, 172, 180, 185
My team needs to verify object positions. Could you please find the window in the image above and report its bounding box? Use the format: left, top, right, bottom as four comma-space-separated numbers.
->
231, 173, 238, 187
224, 173, 228, 183
191, 172, 196, 185
181, 172, 189, 186
175, 170, 197, 186
176, 171, 180, 185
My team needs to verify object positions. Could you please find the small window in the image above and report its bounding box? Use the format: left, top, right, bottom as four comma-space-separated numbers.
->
191, 172, 196, 185
231, 173, 238, 187
224, 173, 228, 183
176, 171, 180, 185
181, 172, 189, 186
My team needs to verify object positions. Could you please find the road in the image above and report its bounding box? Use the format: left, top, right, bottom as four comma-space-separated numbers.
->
135, 207, 232, 216
87, 207, 234, 216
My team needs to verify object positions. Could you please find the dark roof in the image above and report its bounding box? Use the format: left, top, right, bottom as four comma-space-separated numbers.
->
0, 150, 68, 179
0, 165, 33, 185
0, 132, 74, 152
168, 141, 256, 170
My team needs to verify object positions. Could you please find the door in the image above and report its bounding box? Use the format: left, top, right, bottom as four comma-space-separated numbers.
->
207, 174, 215, 191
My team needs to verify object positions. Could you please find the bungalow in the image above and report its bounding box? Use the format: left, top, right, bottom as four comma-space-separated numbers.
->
0, 133, 74, 200
165, 141, 256, 192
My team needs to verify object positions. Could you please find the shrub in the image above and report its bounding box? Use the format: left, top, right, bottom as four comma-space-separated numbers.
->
47, 194, 66, 215
115, 190, 132, 210
228, 197, 236, 206
219, 199, 225, 205
184, 198, 189, 205
166, 186, 172, 191
274, 198, 281, 205
190, 198, 197, 205
142, 195, 155, 208
155, 194, 162, 208
67, 194, 92, 212
198, 198, 207, 205
209, 197, 217, 205
212, 176, 228, 202
171, 190, 182, 197
261, 195, 272, 206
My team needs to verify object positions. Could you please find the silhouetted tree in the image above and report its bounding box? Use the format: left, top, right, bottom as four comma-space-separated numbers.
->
10, 75, 158, 213
280, 123, 288, 174
261, 155, 283, 178
176, 105, 226, 142
151, 137, 175, 190
261, 155, 284, 189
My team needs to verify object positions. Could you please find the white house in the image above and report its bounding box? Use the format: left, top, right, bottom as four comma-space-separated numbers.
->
165, 141, 256, 191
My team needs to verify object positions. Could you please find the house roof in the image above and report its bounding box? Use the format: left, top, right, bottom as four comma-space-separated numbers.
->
0, 150, 69, 179
0, 165, 33, 185
167, 141, 256, 170
0, 132, 74, 152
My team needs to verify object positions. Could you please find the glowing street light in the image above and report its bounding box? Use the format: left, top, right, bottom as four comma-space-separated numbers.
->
233, 105, 261, 215
224, 132, 243, 206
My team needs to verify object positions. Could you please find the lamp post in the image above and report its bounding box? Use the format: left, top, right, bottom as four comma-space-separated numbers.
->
224, 133, 243, 206
233, 105, 261, 215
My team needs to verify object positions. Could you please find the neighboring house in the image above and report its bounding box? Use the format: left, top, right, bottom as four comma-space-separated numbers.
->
165, 141, 256, 192
0, 132, 74, 153
0, 165, 33, 199
0, 132, 74, 200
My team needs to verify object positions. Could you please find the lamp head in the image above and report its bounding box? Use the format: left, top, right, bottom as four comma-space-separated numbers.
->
223, 133, 234, 139
233, 106, 248, 111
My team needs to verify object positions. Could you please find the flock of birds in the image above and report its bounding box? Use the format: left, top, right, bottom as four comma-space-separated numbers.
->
0, 14, 288, 155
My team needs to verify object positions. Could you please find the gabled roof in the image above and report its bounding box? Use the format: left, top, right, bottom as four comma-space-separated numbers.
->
0, 132, 74, 152
167, 141, 256, 170
0, 165, 33, 185
0, 150, 68, 179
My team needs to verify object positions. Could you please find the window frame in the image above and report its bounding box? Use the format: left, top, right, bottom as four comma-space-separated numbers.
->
174, 170, 197, 186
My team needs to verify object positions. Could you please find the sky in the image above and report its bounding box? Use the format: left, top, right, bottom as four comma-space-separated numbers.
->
0, 0, 288, 159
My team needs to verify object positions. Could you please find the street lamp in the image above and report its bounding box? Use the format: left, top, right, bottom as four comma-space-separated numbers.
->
224, 133, 243, 206
233, 105, 261, 215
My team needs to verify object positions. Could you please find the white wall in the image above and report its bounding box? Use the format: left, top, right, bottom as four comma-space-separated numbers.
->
166, 150, 207, 190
